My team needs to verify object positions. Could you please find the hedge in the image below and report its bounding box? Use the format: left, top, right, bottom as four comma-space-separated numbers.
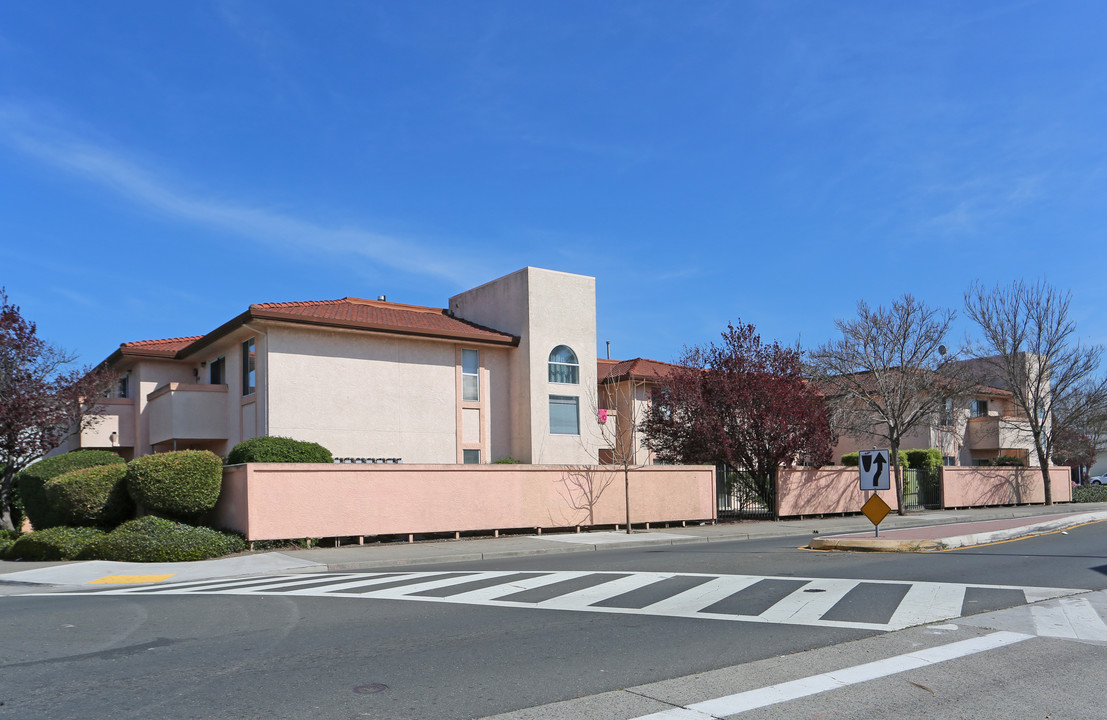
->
841, 451, 908, 467
904, 449, 943, 471
15, 451, 126, 530
1073, 485, 1107, 503
3, 526, 106, 561
45, 464, 134, 529
226, 436, 334, 464
127, 450, 223, 521
76, 515, 246, 562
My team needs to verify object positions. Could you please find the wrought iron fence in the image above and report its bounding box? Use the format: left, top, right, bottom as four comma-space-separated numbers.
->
715, 464, 773, 520
903, 468, 941, 510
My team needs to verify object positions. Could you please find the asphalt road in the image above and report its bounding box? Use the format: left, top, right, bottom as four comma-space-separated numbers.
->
2, 523, 1106, 720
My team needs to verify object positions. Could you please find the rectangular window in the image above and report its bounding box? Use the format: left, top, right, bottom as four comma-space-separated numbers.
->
242, 338, 256, 396
462, 449, 481, 464
970, 399, 988, 418
549, 395, 580, 435
210, 356, 226, 385
943, 455, 956, 466
117, 374, 129, 399
462, 348, 479, 402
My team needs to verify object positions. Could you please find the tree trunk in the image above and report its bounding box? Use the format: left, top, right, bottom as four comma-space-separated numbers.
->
892, 442, 906, 516
0, 470, 15, 532
1036, 445, 1053, 505
624, 464, 631, 534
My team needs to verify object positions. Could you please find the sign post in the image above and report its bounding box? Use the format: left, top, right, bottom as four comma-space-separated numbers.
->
858, 449, 891, 537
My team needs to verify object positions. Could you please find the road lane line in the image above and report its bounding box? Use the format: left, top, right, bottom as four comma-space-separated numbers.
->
887, 582, 967, 628
757, 579, 860, 625
1032, 597, 1107, 641
629, 631, 1034, 719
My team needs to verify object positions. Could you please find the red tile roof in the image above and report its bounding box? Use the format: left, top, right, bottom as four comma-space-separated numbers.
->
599, 357, 680, 383
248, 297, 516, 345
118, 336, 203, 357
110, 297, 517, 365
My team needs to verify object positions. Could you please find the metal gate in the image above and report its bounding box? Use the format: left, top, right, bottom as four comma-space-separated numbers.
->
903, 468, 940, 510
716, 464, 773, 520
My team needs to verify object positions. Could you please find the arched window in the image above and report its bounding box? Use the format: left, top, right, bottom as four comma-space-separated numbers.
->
548, 345, 579, 384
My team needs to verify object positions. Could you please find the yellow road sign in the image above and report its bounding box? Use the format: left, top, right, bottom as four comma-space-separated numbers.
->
861, 494, 891, 527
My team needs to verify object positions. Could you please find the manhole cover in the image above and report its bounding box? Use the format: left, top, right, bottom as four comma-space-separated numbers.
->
353, 684, 389, 695
803, 588, 826, 593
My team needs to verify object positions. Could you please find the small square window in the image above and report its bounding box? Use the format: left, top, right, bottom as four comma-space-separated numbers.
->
463, 449, 481, 464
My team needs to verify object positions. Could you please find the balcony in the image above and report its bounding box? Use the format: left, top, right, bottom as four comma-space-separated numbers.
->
965, 414, 1032, 451
77, 398, 136, 449
147, 383, 229, 446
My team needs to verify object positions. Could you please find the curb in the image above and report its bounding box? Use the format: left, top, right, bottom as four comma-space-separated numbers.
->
809, 512, 1107, 552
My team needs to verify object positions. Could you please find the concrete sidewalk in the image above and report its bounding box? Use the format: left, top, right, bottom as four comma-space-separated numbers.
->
3, 502, 1106, 592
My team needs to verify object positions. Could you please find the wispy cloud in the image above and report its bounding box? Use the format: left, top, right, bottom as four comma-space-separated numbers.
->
0, 100, 488, 286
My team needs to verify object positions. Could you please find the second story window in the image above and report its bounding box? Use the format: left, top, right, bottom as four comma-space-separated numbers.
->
210, 356, 226, 385
970, 399, 988, 418
242, 338, 256, 396
462, 349, 479, 402
548, 345, 579, 384
117, 374, 129, 399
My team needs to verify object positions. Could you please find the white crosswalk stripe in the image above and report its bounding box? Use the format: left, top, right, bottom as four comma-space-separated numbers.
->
65, 570, 1085, 632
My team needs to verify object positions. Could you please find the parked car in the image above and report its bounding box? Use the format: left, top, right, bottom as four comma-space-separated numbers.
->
1090, 475, 1107, 485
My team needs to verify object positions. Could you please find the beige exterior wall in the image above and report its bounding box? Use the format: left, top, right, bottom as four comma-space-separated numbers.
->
451, 267, 599, 464
210, 463, 716, 541
265, 324, 460, 462
942, 466, 1072, 506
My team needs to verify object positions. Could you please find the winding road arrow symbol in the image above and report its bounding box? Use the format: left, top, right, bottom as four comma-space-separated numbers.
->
871, 453, 886, 488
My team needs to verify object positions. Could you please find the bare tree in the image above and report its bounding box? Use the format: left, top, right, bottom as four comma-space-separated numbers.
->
807, 295, 973, 515
964, 280, 1107, 504
593, 365, 654, 534
552, 465, 616, 527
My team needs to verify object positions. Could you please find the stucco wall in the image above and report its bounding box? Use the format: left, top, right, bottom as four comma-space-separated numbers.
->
941, 466, 1072, 506
265, 325, 461, 462
211, 463, 716, 541
777, 467, 900, 517
451, 267, 599, 465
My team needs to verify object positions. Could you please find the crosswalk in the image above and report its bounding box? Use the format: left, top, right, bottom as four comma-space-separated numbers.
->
65, 570, 1087, 632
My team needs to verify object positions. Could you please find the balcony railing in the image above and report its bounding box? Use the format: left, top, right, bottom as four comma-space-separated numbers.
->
147, 383, 229, 446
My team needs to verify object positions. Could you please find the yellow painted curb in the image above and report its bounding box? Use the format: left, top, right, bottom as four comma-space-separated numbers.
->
87, 574, 176, 584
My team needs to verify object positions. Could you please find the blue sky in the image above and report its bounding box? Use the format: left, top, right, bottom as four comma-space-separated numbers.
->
2, 1, 1105, 368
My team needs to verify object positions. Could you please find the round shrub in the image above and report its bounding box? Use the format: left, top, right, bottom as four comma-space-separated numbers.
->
45, 464, 134, 529
226, 436, 333, 465
76, 515, 246, 562
127, 450, 223, 521
4, 526, 106, 561
15, 451, 125, 531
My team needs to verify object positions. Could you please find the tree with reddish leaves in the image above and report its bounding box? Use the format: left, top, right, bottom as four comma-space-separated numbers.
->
640, 323, 833, 518
0, 289, 116, 531
1052, 428, 1096, 483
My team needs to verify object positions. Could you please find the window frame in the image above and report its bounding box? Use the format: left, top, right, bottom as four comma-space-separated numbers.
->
210, 356, 226, 385
461, 348, 479, 402
549, 394, 580, 435
548, 345, 580, 385
242, 338, 256, 396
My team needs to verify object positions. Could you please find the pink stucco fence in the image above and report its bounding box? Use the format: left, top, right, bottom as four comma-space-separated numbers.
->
941, 466, 1072, 507
775, 465, 1072, 517
776, 467, 900, 517
211, 463, 716, 541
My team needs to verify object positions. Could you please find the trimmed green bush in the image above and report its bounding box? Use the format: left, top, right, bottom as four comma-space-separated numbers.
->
127, 450, 223, 521
15, 451, 125, 530
1073, 485, 1107, 503
4, 526, 106, 560
905, 448, 943, 471
994, 455, 1025, 466
45, 464, 134, 528
841, 451, 907, 467
226, 436, 334, 464
0, 538, 14, 556
76, 515, 246, 562
493, 456, 522, 464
